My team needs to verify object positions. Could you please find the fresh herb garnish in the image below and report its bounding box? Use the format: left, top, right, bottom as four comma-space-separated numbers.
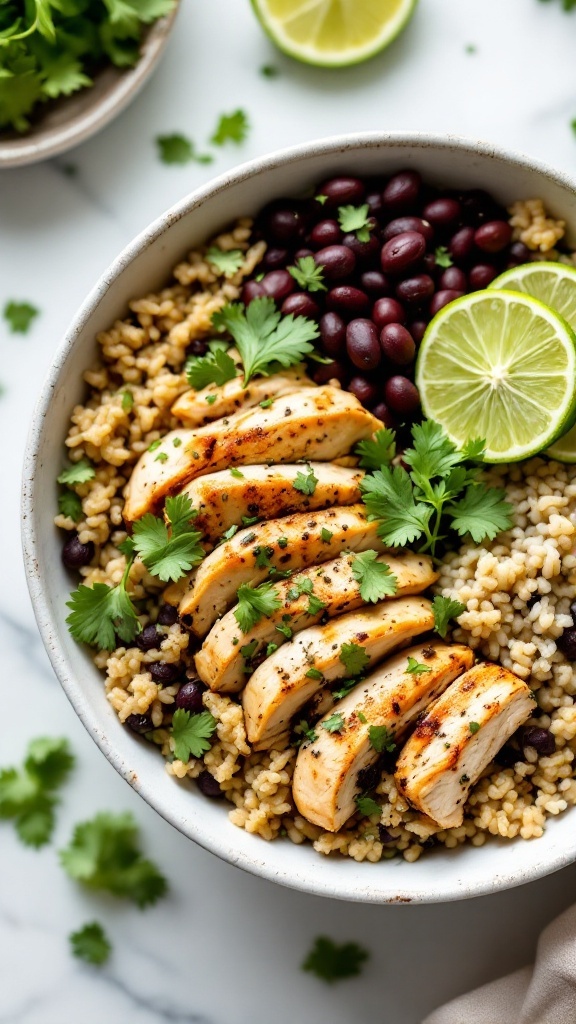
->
156, 134, 213, 165
302, 936, 369, 984
277, 535, 288, 548
60, 812, 167, 908
368, 725, 395, 754
294, 720, 318, 746
432, 595, 466, 638
186, 347, 237, 390
435, 245, 453, 268
230, 467, 244, 479
121, 390, 134, 412
58, 490, 82, 522
260, 397, 273, 408
0, 737, 74, 847
3, 300, 39, 333
332, 677, 361, 700
220, 525, 238, 543
469, 721, 481, 734
306, 667, 324, 680
241, 639, 259, 664
355, 427, 396, 470
266, 642, 278, 657
234, 581, 281, 632
206, 247, 244, 278
322, 712, 345, 734
338, 204, 371, 241
288, 255, 327, 293
212, 296, 318, 386
254, 545, 274, 569
260, 63, 279, 77
351, 551, 397, 603
171, 709, 216, 761
132, 494, 204, 583
57, 459, 95, 486
210, 109, 249, 145
339, 642, 369, 678
66, 555, 140, 650
360, 421, 513, 556
293, 464, 318, 495
320, 527, 333, 543
406, 656, 432, 675
275, 622, 293, 640
70, 922, 111, 966
355, 794, 381, 817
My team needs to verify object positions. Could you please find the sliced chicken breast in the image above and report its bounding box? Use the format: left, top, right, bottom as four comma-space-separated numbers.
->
180, 504, 386, 636
196, 552, 437, 693
292, 642, 474, 832
178, 463, 364, 545
171, 364, 313, 426
123, 386, 381, 522
395, 662, 535, 829
243, 597, 435, 750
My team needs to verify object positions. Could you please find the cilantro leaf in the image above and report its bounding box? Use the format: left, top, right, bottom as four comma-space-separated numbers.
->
57, 459, 95, 485
432, 595, 466, 638
355, 427, 396, 470
469, 721, 480, 734
288, 255, 327, 293
122, 390, 134, 412
234, 580, 281, 632
70, 921, 111, 966
66, 557, 140, 650
25, 737, 75, 790
351, 551, 397, 603
306, 667, 324, 680
0, 737, 74, 848
59, 812, 168, 908
355, 794, 381, 817
3, 300, 39, 333
210, 109, 249, 145
132, 494, 204, 583
206, 247, 244, 278
293, 464, 318, 495
294, 720, 318, 746
302, 936, 369, 984
434, 245, 453, 268
460, 437, 487, 461
406, 656, 432, 675
171, 709, 216, 761
447, 484, 513, 543
156, 134, 194, 164
322, 712, 345, 734
186, 347, 237, 390
338, 204, 371, 242
402, 420, 463, 488
212, 296, 318, 386
40, 52, 91, 99
339, 642, 369, 678
58, 490, 82, 522
332, 677, 360, 700
368, 725, 395, 753
360, 465, 433, 547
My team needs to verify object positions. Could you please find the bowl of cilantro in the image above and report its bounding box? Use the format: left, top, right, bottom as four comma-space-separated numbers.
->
22, 133, 576, 903
0, 0, 178, 168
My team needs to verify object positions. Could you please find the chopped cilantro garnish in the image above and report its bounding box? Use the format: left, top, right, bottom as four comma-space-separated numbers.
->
355, 794, 381, 817
171, 709, 216, 761
242, 515, 259, 526
260, 64, 279, 77
277, 536, 288, 548
173, 437, 182, 446
275, 622, 293, 640
205, 394, 217, 405
306, 667, 324, 680
155, 452, 168, 463
259, 397, 273, 408
148, 439, 161, 452
294, 720, 318, 746
70, 922, 111, 966
57, 459, 95, 486
212, 296, 318, 386
351, 551, 397, 603
293, 464, 318, 495
121, 390, 134, 412
469, 721, 480, 734
132, 493, 204, 583
322, 712, 345, 734
369, 725, 395, 754
315, 194, 328, 205
332, 677, 361, 700
220, 525, 238, 543
3, 300, 39, 333
355, 427, 396, 470
320, 528, 333, 543
66, 555, 140, 650
230, 467, 244, 479
254, 545, 274, 569
339, 642, 369, 678
206, 247, 244, 278
234, 581, 281, 632
186, 347, 237, 390
0, 737, 74, 848
241, 639, 259, 663
59, 812, 167, 908
266, 642, 278, 657
338, 204, 371, 242
406, 656, 432, 675
58, 490, 82, 522
288, 255, 327, 293
432, 595, 466, 638
302, 936, 369, 984
435, 245, 453, 268
210, 109, 249, 145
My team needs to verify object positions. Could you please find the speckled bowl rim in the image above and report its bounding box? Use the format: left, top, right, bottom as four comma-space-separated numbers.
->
0, 7, 178, 169
22, 132, 576, 903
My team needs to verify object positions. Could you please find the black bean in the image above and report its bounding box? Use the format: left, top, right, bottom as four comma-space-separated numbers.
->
348, 376, 379, 406
556, 627, 576, 660
495, 743, 521, 768
62, 534, 94, 569
197, 770, 224, 798
409, 320, 428, 343
365, 190, 384, 217
384, 376, 420, 414
281, 293, 320, 318
423, 197, 461, 226
135, 624, 160, 651
314, 244, 356, 280
422, 253, 437, 275
261, 269, 294, 301
150, 662, 181, 684
372, 297, 406, 328
310, 219, 342, 248
396, 274, 435, 305
509, 241, 532, 263
341, 229, 380, 261
157, 603, 179, 626
469, 263, 498, 289
241, 280, 265, 305
319, 176, 365, 207
430, 289, 464, 317
313, 359, 348, 386
449, 226, 475, 263
176, 678, 206, 713
459, 188, 504, 226
326, 285, 370, 316
263, 247, 290, 270
439, 266, 467, 291
378, 824, 395, 844
379, 323, 415, 365
319, 311, 347, 357
474, 220, 512, 253
264, 206, 304, 243
346, 319, 381, 370
357, 760, 382, 792
382, 170, 421, 211
125, 713, 152, 734
382, 216, 434, 245
360, 270, 391, 296
380, 231, 426, 274
522, 726, 556, 757
570, 600, 576, 624
188, 338, 207, 356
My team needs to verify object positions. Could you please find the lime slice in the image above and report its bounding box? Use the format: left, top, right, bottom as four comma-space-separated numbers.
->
415, 290, 576, 463
250, 0, 418, 67
489, 263, 576, 462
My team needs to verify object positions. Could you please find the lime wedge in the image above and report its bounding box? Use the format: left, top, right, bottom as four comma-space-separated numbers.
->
489, 262, 576, 462
415, 290, 576, 463
250, 0, 418, 67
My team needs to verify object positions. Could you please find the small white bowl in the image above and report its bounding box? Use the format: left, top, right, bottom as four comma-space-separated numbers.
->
0, 8, 178, 169
22, 133, 576, 904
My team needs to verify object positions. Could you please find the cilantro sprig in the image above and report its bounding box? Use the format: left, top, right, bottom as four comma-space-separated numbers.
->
156, 134, 213, 166
206, 247, 244, 278
212, 296, 318, 386
359, 421, 513, 557
210, 109, 249, 145
355, 428, 396, 470
132, 494, 204, 583
288, 256, 327, 293
338, 204, 372, 241
171, 709, 216, 761
3, 300, 39, 333
234, 580, 282, 632
186, 346, 238, 390
70, 922, 111, 966
66, 555, 141, 651
351, 551, 397, 603
432, 595, 466, 638
0, 737, 74, 847
302, 936, 369, 983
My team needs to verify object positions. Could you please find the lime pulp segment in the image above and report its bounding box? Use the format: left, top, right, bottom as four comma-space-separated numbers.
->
490, 262, 576, 333
250, 0, 417, 67
415, 290, 576, 463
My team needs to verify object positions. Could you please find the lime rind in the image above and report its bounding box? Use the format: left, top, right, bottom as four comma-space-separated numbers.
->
415, 289, 576, 463
250, 0, 418, 67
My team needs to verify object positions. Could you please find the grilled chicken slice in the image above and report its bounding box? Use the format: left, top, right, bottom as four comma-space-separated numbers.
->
292, 642, 474, 832
196, 552, 437, 693
178, 463, 364, 545
172, 364, 313, 426
180, 504, 386, 636
242, 597, 435, 750
123, 386, 381, 522
395, 662, 534, 829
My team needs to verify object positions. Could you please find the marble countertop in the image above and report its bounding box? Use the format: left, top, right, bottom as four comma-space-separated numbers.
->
2, 1, 576, 1021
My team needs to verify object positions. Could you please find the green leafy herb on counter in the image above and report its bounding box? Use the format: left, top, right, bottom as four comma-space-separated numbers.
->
60, 811, 167, 908
212, 296, 318, 386
3, 300, 39, 333
156, 134, 213, 165
0, 737, 74, 847
210, 109, 250, 145
302, 936, 369, 983
70, 921, 111, 966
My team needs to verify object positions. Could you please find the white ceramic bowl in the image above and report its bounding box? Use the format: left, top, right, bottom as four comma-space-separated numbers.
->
0, 8, 178, 169
22, 132, 576, 904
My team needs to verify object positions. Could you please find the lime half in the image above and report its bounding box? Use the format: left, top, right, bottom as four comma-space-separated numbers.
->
416, 289, 576, 463
489, 262, 576, 462
250, 0, 418, 67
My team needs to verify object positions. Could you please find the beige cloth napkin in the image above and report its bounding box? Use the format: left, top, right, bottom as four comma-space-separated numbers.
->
423, 904, 576, 1024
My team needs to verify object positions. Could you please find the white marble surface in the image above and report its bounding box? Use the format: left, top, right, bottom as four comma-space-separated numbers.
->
2, 1, 576, 1021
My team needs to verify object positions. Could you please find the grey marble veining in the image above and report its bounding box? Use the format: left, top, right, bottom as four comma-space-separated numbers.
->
2, 1, 576, 1021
